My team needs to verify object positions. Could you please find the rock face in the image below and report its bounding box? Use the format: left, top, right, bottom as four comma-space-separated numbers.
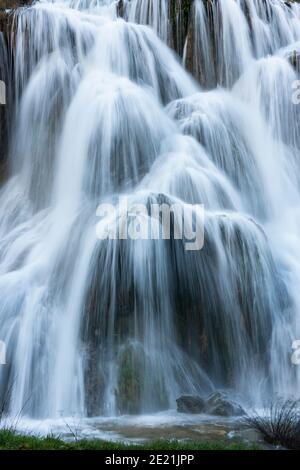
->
0, 0, 29, 8
117, 0, 194, 58
1, 2, 32, 162
0, 30, 8, 162
0, 1, 31, 31
177, 392, 246, 417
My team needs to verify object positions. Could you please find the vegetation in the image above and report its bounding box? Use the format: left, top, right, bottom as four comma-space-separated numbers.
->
0, 429, 261, 450
246, 399, 300, 450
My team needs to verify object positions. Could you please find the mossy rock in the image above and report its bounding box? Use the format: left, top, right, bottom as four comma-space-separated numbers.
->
116, 341, 169, 414
116, 342, 146, 415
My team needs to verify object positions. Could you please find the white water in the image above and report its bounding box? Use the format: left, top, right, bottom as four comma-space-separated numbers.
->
0, 0, 300, 423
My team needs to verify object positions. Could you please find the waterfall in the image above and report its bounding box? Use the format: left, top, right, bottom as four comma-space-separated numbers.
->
0, 0, 300, 420
0, 31, 9, 162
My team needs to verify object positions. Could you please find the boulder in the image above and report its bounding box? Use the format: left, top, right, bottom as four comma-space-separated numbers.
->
205, 392, 246, 417
176, 395, 206, 414
176, 391, 246, 416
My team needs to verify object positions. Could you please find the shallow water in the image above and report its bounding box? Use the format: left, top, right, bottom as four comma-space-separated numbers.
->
1, 412, 264, 446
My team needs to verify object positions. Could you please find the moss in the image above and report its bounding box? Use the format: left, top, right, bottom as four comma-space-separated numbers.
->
116, 341, 170, 415
116, 343, 146, 415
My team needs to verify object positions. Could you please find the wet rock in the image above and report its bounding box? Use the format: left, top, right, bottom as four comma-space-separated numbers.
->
169, 0, 194, 57
0, 1, 33, 33
0, 30, 8, 162
116, 0, 124, 17
176, 395, 206, 414
116, 342, 169, 415
116, 343, 146, 415
286, 50, 300, 73
205, 392, 246, 417
0, 2, 33, 163
0, 0, 31, 8
176, 392, 246, 416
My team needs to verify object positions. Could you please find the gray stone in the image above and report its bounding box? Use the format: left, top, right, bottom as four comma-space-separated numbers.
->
176, 395, 206, 414
205, 392, 246, 417
176, 391, 246, 416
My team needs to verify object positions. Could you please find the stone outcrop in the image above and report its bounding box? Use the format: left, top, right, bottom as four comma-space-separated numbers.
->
0, 0, 31, 33
0, 0, 29, 8
0, 24, 9, 162
1, 1, 31, 162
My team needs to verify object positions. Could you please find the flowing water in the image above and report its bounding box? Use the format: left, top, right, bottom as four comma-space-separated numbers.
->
0, 0, 300, 433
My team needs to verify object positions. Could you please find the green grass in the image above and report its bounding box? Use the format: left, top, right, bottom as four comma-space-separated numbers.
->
0, 429, 261, 450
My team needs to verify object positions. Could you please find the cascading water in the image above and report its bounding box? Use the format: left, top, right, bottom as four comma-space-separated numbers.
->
0, 31, 10, 163
0, 0, 300, 422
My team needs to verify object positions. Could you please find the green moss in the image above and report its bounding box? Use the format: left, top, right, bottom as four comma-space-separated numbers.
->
116, 343, 146, 415
116, 342, 169, 414
0, 429, 261, 450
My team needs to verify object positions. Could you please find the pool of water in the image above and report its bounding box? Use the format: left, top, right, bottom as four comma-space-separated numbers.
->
0, 411, 266, 447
